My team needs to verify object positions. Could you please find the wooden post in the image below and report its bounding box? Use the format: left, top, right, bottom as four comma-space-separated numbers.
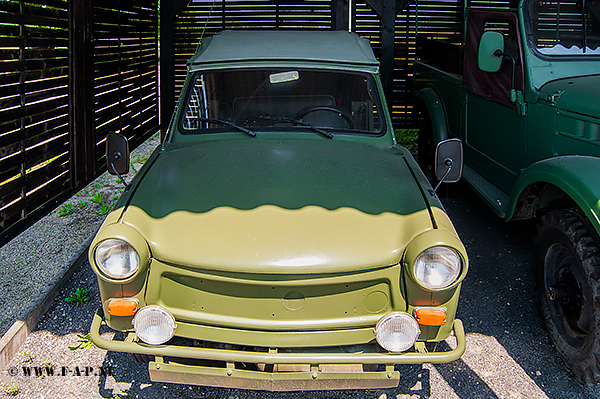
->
332, 0, 350, 31
364, 0, 411, 116
160, 0, 192, 139
68, 0, 95, 188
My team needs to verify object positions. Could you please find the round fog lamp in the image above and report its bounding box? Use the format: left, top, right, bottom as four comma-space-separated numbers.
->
133, 306, 176, 345
375, 312, 420, 352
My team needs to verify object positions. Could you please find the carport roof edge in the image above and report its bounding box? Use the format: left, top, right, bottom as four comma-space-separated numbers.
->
187, 30, 380, 73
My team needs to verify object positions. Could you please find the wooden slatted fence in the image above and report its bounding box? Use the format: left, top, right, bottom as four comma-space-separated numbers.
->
0, 0, 158, 246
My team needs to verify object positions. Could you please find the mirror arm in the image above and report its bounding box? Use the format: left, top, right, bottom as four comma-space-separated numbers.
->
428, 158, 453, 198
110, 151, 131, 191
493, 50, 517, 94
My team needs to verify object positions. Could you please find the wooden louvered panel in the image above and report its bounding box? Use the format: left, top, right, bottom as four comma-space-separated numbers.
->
173, 0, 333, 100
0, 0, 159, 246
92, 0, 159, 172
0, 0, 70, 237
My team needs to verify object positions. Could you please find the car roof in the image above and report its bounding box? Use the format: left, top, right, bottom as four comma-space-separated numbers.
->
187, 30, 379, 73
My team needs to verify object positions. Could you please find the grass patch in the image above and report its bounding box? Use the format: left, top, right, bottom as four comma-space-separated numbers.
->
69, 333, 95, 351
65, 287, 91, 307
57, 203, 75, 217
2, 382, 19, 396
395, 129, 419, 156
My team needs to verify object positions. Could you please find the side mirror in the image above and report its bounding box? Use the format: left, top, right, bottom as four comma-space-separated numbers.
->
106, 132, 130, 175
106, 132, 131, 190
478, 31, 504, 73
435, 138, 463, 183
429, 138, 463, 198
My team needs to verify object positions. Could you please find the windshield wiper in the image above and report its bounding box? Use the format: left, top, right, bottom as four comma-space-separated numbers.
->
197, 117, 256, 137
259, 115, 333, 139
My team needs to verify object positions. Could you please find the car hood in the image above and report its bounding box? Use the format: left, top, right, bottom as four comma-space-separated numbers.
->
121, 138, 433, 273
540, 74, 600, 119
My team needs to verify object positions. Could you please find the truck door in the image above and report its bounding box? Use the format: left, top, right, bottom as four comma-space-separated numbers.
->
462, 11, 526, 193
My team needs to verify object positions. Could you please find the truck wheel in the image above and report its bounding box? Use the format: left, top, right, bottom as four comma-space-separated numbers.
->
417, 112, 436, 183
535, 209, 600, 383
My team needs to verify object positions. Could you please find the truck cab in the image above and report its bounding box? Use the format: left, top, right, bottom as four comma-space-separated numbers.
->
414, 0, 600, 384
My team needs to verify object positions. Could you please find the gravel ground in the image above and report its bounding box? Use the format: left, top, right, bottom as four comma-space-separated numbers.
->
1, 158, 600, 397
0, 133, 161, 338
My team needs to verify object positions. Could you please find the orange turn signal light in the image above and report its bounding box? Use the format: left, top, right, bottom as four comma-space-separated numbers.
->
414, 308, 447, 326
108, 299, 139, 317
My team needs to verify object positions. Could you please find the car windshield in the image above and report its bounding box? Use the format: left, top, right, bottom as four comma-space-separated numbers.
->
527, 0, 600, 57
179, 69, 383, 135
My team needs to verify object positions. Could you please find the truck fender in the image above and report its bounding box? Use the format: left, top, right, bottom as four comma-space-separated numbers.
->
507, 156, 600, 235
414, 87, 449, 144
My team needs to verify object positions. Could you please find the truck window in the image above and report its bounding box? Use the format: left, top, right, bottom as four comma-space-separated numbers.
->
527, 0, 600, 56
463, 11, 524, 109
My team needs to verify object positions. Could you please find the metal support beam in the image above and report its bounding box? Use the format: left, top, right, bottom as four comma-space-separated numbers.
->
68, 0, 95, 188
160, 0, 192, 138
364, 0, 411, 115
332, 0, 350, 31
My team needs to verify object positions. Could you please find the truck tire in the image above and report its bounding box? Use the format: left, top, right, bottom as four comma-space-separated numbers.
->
417, 111, 436, 183
535, 209, 600, 383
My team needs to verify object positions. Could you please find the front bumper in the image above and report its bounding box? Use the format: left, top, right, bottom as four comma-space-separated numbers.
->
90, 308, 466, 390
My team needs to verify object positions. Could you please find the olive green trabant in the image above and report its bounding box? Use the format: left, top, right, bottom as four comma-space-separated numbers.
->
89, 30, 468, 391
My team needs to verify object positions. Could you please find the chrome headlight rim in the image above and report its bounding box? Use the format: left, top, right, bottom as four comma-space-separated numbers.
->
412, 245, 463, 291
94, 238, 140, 280
90, 223, 150, 283
133, 305, 177, 345
375, 312, 421, 353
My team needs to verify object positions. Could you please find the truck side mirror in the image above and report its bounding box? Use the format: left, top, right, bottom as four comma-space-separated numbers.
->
429, 138, 463, 198
478, 31, 504, 73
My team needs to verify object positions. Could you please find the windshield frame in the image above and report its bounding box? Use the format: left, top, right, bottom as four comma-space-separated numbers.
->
523, 0, 600, 61
176, 67, 387, 138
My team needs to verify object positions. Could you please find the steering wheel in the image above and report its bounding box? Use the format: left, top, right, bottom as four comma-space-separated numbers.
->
296, 106, 354, 129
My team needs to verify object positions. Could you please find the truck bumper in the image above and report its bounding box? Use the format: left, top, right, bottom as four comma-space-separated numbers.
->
90, 308, 466, 391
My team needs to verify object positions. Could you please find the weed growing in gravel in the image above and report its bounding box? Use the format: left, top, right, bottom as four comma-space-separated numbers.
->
69, 333, 95, 350
21, 350, 34, 363
111, 389, 130, 399
133, 155, 149, 164
65, 287, 91, 306
98, 202, 112, 215
77, 199, 88, 208
75, 187, 90, 197
1, 382, 19, 396
57, 204, 75, 217
39, 356, 56, 378
91, 193, 103, 205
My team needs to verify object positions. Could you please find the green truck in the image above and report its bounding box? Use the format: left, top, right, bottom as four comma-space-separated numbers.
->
88, 30, 468, 390
413, 0, 600, 383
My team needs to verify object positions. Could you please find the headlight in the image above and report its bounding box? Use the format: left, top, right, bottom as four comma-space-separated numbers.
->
375, 312, 420, 352
414, 246, 461, 290
133, 306, 177, 345
94, 239, 139, 279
